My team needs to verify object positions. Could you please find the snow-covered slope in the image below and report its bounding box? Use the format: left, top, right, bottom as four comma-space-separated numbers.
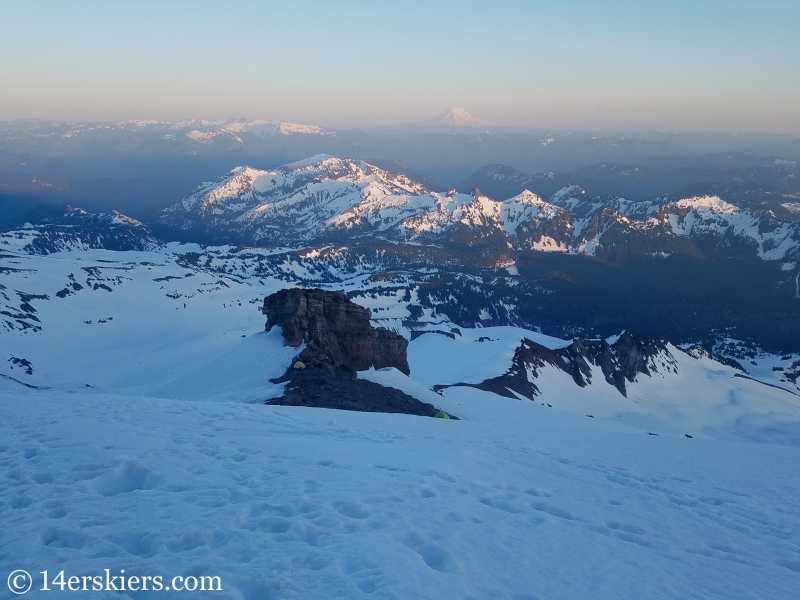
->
159, 156, 431, 244
4, 384, 800, 599
2, 243, 798, 438
3, 383, 800, 599
2, 245, 800, 599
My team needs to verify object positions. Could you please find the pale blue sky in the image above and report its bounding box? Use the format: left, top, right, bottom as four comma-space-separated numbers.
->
1, 0, 798, 131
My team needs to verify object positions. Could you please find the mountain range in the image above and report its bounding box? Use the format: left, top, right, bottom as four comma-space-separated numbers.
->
4, 153, 799, 354
3, 114, 799, 227
157, 155, 800, 266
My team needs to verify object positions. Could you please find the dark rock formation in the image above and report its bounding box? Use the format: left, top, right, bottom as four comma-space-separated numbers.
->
264, 288, 453, 417
267, 357, 443, 416
263, 288, 410, 374
435, 331, 675, 399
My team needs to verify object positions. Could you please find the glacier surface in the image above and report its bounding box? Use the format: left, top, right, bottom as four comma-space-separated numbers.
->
1, 244, 799, 599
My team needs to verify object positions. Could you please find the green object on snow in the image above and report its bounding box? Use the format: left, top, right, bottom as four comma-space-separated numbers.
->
434, 411, 450, 419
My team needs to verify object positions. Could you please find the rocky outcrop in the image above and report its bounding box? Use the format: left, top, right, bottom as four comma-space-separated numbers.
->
268, 357, 442, 416
264, 288, 451, 417
435, 331, 676, 399
263, 288, 410, 375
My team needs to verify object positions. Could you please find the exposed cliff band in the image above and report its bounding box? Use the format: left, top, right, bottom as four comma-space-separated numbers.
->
263, 288, 451, 417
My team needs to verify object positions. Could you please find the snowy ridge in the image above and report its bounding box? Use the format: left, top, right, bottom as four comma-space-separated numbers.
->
540, 189, 800, 260
0, 207, 161, 255
408, 325, 800, 441
399, 189, 571, 252
159, 156, 800, 260
278, 122, 323, 134
654, 195, 800, 260
0, 118, 331, 145
184, 119, 327, 144
161, 156, 432, 243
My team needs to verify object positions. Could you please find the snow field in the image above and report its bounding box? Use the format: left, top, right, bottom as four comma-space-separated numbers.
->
2, 246, 800, 598
2, 389, 800, 599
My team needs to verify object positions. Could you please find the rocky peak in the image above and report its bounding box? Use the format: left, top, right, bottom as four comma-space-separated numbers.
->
263, 288, 410, 375
435, 331, 675, 399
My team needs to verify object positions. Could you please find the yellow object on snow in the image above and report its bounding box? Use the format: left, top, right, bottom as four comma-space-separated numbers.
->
292, 361, 307, 370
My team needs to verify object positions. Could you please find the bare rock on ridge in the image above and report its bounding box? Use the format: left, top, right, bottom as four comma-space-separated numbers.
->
263, 288, 452, 418
263, 288, 410, 375
434, 331, 676, 399
268, 357, 442, 417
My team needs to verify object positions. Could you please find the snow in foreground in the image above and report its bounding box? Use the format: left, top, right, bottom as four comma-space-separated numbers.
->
3, 388, 800, 600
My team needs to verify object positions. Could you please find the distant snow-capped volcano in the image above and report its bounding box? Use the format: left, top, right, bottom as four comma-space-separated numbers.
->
428, 108, 492, 127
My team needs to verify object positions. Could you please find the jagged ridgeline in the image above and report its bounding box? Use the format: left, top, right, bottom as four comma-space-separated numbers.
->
157, 155, 800, 264
434, 332, 680, 399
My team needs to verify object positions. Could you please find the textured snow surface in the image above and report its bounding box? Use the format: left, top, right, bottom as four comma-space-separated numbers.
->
2, 246, 800, 599
3, 389, 800, 599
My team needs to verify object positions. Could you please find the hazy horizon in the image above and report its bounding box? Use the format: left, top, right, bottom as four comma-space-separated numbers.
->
2, 0, 799, 133
4, 111, 800, 139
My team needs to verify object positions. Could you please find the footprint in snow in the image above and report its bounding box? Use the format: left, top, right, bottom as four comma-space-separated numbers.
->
531, 502, 576, 521
41, 527, 87, 549
332, 500, 371, 519
48, 507, 67, 519
403, 533, 454, 573
93, 461, 160, 497
607, 521, 647, 535
32, 471, 54, 484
